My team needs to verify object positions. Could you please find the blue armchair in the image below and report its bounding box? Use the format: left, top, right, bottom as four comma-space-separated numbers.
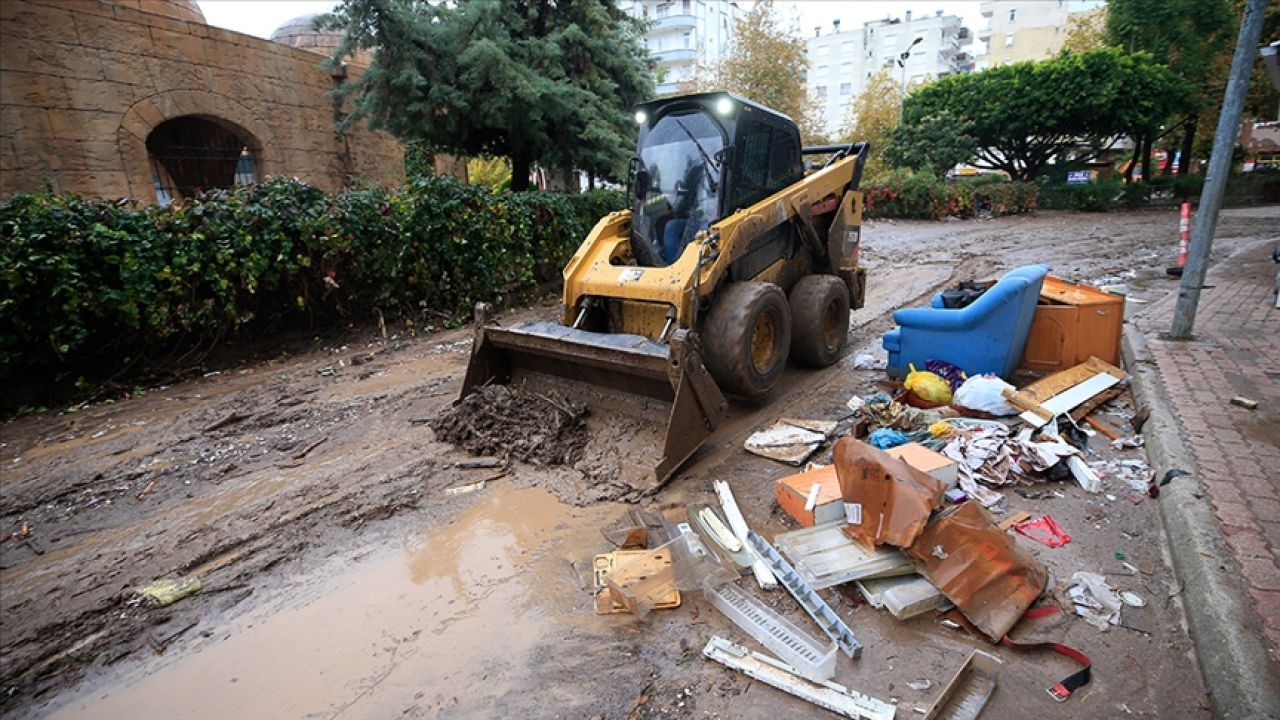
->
882, 264, 1049, 379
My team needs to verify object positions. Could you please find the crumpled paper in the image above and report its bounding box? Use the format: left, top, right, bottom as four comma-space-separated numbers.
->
940, 425, 1081, 507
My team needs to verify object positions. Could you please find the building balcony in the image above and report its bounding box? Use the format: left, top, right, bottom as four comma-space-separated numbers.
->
654, 47, 697, 63
979, 2, 994, 18
976, 24, 993, 40
653, 14, 696, 32
957, 27, 973, 44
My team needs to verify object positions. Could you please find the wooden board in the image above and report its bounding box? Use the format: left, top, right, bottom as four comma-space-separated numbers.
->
1004, 356, 1127, 424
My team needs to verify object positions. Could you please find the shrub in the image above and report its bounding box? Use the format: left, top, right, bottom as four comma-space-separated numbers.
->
862, 172, 1037, 220
1036, 179, 1123, 212
0, 178, 626, 386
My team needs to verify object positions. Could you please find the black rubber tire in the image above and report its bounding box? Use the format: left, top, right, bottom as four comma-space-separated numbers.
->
788, 274, 850, 367
702, 281, 791, 398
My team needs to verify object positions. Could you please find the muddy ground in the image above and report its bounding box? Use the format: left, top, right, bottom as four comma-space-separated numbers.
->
2, 207, 1276, 719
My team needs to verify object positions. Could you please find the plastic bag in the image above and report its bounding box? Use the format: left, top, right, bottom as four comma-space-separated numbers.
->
952, 375, 1017, 416
903, 364, 953, 405
868, 428, 909, 449
925, 359, 967, 392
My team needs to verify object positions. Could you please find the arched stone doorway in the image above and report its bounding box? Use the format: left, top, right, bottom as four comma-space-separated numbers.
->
146, 115, 260, 204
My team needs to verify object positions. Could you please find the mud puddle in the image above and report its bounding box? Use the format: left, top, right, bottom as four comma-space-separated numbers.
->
42, 486, 617, 720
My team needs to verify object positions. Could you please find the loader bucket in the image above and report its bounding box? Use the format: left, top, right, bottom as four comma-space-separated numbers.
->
459, 321, 728, 490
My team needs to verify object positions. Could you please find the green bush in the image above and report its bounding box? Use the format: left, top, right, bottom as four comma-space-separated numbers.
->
1037, 180, 1124, 212
862, 172, 1037, 220
0, 177, 626, 384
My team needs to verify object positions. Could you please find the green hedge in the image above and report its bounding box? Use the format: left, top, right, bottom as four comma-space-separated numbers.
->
0, 177, 626, 383
863, 173, 1038, 220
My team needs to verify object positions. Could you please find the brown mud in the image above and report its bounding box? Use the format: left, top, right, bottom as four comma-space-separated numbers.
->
1, 207, 1275, 719
430, 384, 589, 466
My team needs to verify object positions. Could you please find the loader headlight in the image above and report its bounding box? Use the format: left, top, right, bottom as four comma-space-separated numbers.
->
715, 97, 733, 116
634, 110, 647, 124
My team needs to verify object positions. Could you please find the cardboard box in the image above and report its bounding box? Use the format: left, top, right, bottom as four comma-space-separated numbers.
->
775, 465, 844, 527
885, 442, 958, 490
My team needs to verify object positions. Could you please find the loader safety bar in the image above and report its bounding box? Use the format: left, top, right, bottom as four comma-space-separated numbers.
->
801, 142, 870, 188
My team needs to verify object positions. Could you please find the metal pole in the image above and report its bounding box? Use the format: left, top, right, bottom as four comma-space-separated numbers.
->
1169, 0, 1268, 339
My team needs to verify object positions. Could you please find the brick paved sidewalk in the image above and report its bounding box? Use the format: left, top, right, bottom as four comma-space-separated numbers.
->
1132, 239, 1280, 659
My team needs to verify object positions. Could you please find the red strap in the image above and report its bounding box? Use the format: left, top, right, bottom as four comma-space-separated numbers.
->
1001, 605, 1092, 702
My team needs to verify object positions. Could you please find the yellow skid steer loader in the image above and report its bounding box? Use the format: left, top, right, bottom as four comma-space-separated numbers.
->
460, 92, 868, 489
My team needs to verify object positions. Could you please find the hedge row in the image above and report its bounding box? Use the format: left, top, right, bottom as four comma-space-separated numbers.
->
862, 173, 1038, 220
0, 177, 627, 382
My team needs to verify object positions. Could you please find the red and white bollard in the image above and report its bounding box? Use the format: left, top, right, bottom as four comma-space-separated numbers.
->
1167, 202, 1192, 276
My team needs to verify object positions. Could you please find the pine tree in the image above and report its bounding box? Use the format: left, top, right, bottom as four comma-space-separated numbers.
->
322, 0, 654, 191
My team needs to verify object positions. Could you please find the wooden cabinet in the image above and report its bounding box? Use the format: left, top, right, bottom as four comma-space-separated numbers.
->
1019, 276, 1124, 373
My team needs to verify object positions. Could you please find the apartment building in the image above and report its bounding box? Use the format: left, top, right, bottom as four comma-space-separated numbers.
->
976, 0, 1105, 69
807, 11, 973, 136
619, 0, 743, 96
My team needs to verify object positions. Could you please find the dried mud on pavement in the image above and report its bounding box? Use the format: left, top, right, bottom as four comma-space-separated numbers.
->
2, 207, 1275, 720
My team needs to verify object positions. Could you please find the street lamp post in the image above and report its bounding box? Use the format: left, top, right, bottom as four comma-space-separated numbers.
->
896, 37, 924, 125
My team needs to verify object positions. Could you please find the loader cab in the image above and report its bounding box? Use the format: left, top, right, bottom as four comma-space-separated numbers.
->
630, 92, 802, 267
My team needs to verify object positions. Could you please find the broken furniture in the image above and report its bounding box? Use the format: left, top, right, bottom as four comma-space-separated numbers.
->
855, 574, 949, 620
747, 531, 863, 658
593, 550, 681, 615
1019, 276, 1124, 373
884, 442, 958, 490
1002, 356, 1127, 429
882, 264, 1049, 379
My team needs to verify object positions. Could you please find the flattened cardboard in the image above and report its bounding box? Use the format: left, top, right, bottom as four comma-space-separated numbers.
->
834, 438, 947, 548
907, 502, 1048, 642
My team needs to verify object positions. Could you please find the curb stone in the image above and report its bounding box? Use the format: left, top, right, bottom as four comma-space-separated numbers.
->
1123, 328, 1280, 720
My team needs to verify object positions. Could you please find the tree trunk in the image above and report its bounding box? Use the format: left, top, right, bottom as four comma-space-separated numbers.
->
1123, 135, 1139, 184
510, 150, 530, 192
1178, 115, 1197, 176
587, 172, 596, 191
1161, 145, 1177, 176
1140, 133, 1153, 183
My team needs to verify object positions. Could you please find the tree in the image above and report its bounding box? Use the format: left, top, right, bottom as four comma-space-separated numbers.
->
1063, 7, 1108, 53
841, 68, 902, 178
1105, 0, 1236, 176
883, 111, 978, 176
683, 0, 826, 143
902, 48, 1187, 181
321, 0, 653, 191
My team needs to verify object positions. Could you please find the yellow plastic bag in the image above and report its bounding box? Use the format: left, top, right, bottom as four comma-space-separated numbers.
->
904, 364, 953, 405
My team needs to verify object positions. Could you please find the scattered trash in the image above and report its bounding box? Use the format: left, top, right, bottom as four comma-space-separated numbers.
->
745, 419, 838, 465
868, 428, 910, 449
944, 488, 968, 504
775, 523, 912, 590
1110, 435, 1144, 450
703, 583, 836, 682
906, 679, 933, 693
1161, 468, 1190, 485
853, 353, 887, 370
689, 504, 754, 568
904, 364, 954, 406
907, 502, 1049, 642
1120, 591, 1146, 607
952, 375, 1017, 416
1129, 406, 1151, 432
775, 465, 845, 527
445, 481, 487, 497
835, 438, 946, 548
885, 442, 959, 490
996, 511, 1031, 531
714, 480, 777, 590
1013, 515, 1072, 548
1069, 571, 1123, 631
593, 549, 680, 615
701, 636, 895, 720
454, 457, 504, 469
921, 650, 1001, 720
137, 577, 203, 607
856, 574, 949, 620
1003, 356, 1127, 428
1230, 396, 1258, 410
925, 359, 968, 392
747, 531, 862, 658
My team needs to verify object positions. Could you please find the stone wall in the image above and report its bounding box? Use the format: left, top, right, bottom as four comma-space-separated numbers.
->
0, 0, 405, 202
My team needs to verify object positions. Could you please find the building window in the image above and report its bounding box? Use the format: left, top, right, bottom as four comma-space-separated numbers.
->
656, 4, 668, 18
815, 85, 828, 98
839, 82, 852, 95
683, 31, 691, 48
1009, 8, 1017, 23
683, 0, 691, 13
147, 115, 259, 204
1005, 33, 1014, 47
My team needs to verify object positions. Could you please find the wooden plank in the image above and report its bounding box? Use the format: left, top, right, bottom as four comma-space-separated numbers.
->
1019, 373, 1119, 428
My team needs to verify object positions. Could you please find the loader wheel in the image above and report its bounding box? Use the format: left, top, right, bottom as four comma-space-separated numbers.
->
703, 282, 791, 399
788, 275, 850, 367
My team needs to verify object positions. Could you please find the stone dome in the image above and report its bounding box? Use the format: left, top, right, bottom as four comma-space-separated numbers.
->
270, 14, 344, 56
107, 0, 206, 24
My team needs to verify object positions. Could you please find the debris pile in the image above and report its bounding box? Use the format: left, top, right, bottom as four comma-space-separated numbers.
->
430, 385, 588, 465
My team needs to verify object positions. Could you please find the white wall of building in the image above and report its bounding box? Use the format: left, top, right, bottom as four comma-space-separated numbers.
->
620, 0, 744, 96
806, 11, 973, 136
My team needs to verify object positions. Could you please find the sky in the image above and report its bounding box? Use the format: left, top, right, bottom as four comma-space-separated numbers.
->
196, 1, 986, 41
